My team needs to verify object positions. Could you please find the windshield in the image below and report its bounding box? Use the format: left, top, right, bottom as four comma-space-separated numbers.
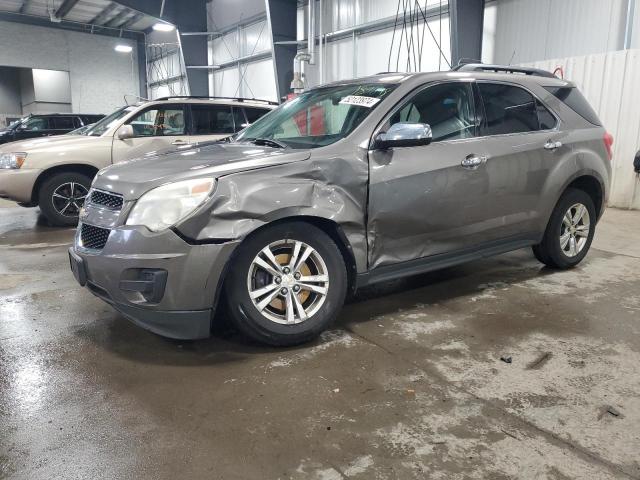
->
235, 83, 397, 149
87, 106, 137, 136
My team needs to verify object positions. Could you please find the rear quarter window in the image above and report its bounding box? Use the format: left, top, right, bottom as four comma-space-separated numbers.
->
544, 87, 601, 126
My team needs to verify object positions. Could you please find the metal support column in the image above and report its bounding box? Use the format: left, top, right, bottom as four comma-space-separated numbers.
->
265, 0, 298, 100
449, 0, 485, 66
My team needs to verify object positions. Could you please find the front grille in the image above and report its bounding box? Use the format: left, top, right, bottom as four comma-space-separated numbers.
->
88, 189, 123, 210
80, 223, 111, 250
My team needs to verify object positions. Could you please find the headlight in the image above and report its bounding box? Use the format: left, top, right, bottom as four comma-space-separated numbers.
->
126, 178, 216, 232
0, 152, 27, 169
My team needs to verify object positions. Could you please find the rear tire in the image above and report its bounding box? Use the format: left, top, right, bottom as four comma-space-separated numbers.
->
225, 222, 347, 347
38, 172, 92, 227
532, 188, 596, 269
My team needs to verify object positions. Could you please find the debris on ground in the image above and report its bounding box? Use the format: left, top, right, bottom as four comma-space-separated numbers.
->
527, 352, 552, 370
500, 355, 512, 364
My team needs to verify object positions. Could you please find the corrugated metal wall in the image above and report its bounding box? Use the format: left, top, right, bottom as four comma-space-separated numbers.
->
523, 50, 640, 209
492, 0, 629, 64
300, 0, 452, 88
209, 18, 277, 101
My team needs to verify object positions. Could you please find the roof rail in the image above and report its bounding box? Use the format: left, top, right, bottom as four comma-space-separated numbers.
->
452, 63, 557, 79
152, 96, 279, 105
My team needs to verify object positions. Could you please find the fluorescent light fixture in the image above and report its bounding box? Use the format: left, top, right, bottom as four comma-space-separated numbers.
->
115, 44, 133, 53
152, 22, 175, 32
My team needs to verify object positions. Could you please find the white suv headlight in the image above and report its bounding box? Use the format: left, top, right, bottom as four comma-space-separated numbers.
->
0, 152, 27, 169
126, 178, 216, 232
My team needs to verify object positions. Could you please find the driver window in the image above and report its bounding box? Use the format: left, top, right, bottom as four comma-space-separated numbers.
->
127, 107, 185, 137
390, 83, 476, 142
22, 117, 50, 131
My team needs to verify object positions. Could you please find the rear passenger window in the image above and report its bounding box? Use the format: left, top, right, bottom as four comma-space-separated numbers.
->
52, 116, 75, 129
191, 105, 235, 134
537, 101, 556, 130
389, 82, 476, 142
478, 83, 540, 135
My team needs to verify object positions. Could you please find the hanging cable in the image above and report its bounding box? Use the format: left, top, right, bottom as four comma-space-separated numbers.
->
417, 4, 451, 69
388, 0, 402, 72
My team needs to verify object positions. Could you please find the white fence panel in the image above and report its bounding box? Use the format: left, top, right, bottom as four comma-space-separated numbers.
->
523, 50, 640, 209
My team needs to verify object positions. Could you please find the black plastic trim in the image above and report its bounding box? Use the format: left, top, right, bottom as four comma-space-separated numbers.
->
356, 234, 538, 289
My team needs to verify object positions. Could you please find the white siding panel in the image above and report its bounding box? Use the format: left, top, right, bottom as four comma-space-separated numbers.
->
241, 59, 278, 101
522, 50, 640, 209
494, 0, 627, 64
244, 20, 271, 55
212, 67, 241, 98
212, 30, 240, 65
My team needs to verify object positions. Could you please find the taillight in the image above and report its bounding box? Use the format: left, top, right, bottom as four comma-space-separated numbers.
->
603, 132, 614, 160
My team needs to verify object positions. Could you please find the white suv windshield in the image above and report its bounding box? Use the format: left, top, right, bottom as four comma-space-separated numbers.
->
235, 84, 397, 149
87, 106, 137, 136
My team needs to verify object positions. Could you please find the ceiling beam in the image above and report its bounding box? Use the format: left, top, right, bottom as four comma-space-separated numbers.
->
54, 0, 81, 19
120, 12, 144, 30
89, 2, 117, 25
0, 11, 143, 39
104, 8, 131, 28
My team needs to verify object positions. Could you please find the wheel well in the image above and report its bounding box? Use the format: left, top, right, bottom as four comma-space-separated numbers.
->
31, 164, 99, 203
216, 216, 358, 307
566, 175, 603, 216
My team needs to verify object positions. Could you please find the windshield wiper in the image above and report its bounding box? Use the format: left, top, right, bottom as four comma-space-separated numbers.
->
246, 138, 286, 149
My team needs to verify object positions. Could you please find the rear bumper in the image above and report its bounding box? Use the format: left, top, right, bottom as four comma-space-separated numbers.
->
70, 226, 240, 340
0, 168, 40, 203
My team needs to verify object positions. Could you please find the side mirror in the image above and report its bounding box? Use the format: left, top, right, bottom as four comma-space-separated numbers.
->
116, 124, 134, 140
375, 122, 432, 149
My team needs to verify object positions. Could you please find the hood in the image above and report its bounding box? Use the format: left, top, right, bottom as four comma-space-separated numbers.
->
0, 134, 103, 154
93, 142, 311, 200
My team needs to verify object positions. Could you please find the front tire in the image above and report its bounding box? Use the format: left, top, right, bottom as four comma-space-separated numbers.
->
225, 222, 348, 347
532, 188, 596, 269
38, 172, 92, 227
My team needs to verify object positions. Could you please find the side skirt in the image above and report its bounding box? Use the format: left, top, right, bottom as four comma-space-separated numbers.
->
355, 234, 538, 289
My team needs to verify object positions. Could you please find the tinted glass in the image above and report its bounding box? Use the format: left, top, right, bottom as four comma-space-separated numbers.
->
191, 105, 235, 134
236, 83, 396, 149
390, 82, 476, 142
52, 116, 75, 129
232, 108, 246, 131
537, 101, 556, 130
478, 83, 539, 135
127, 107, 186, 136
87, 106, 136, 136
243, 107, 270, 126
21, 117, 49, 131
544, 86, 601, 125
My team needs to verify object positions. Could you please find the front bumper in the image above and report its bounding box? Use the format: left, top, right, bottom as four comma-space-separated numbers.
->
0, 168, 41, 203
70, 225, 240, 340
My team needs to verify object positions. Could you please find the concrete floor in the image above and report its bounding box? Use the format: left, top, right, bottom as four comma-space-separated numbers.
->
1, 199, 639, 480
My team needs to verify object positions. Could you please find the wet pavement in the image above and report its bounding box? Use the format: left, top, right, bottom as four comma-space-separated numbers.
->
1, 199, 639, 479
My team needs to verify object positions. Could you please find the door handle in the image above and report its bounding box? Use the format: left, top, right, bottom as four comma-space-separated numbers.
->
171, 139, 187, 145
461, 154, 487, 170
544, 140, 562, 150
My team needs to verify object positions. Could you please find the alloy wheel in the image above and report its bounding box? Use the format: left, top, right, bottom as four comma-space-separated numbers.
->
560, 202, 590, 257
246, 239, 330, 324
52, 182, 88, 217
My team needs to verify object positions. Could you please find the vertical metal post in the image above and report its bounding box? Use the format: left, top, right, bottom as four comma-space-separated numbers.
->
450, 0, 485, 66
265, 0, 298, 100
624, 0, 636, 50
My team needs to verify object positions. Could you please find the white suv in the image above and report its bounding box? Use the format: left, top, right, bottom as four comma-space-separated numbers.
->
0, 97, 276, 226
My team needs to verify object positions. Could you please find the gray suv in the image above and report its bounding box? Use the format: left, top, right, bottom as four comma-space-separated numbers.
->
69, 65, 612, 346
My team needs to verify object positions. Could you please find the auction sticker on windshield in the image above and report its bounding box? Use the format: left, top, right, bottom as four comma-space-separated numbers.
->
339, 96, 381, 108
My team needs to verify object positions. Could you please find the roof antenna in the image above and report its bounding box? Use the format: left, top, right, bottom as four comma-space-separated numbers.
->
508, 50, 516, 66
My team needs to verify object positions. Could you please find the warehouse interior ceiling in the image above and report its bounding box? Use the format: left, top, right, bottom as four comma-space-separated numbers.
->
0, 0, 158, 33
